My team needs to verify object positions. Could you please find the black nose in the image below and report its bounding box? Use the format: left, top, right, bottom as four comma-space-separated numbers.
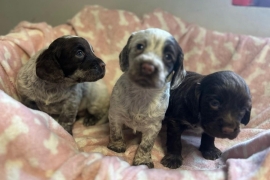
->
141, 62, 155, 75
99, 62, 106, 69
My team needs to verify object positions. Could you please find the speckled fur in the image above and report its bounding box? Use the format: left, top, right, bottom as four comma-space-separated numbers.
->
16, 36, 109, 134
107, 28, 185, 168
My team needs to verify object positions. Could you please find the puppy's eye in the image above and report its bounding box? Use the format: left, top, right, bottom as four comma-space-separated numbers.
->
164, 53, 173, 62
209, 100, 220, 110
75, 50, 85, 58
136, 44, 144, 51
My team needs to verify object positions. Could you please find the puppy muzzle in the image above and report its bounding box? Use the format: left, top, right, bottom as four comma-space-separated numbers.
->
96, 61, 106, 77
128, 56, 165, 89
141, 62, 156, 75
73, 60, 106, 82
202, 122, 240, 140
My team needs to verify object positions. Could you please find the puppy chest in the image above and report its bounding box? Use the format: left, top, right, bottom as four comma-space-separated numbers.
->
111, 74, 170, 131
38, 92, 70, 105
126, 94, 168, 118
127, 105, 165, 120
122, 100, 168, 132
36, 90, 82, 114
124, 113, 162, 133
37, 103, 63, 115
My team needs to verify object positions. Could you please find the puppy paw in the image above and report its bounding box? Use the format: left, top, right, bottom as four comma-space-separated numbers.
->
200, 147, 222, 160
133, 160, 154, 169
161, 154, 183, 169
83, 115, 99, 126
107, 141, 126, 153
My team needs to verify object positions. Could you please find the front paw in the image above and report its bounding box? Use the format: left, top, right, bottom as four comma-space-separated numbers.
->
133, 160, 154, 169
199, 146, 222, 160
107, 141, 126, 153
83, 114, 99, 126
161, 154, 183, 169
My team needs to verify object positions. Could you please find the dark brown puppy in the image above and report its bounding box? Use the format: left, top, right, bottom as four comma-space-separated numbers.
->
161, 71, 252, 169
16, 35, 109, 134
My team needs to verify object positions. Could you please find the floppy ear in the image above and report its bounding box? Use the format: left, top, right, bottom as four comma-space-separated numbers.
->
241, 106, 251, 125
170, 47, 186, 90
36, 48, 65, 83
119, 35, 133, 72
185, 81, 202, 116
241, 82, 252, 125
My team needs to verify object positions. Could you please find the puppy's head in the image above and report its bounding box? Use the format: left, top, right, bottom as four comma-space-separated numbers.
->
36, 35, 105, 83
197, 71, 252, 140
119, 28, 185, 89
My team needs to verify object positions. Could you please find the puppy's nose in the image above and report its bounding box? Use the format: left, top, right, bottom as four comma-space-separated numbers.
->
141, 63, 155, 75
222, 127, 235, 134
99, 62, 106, 69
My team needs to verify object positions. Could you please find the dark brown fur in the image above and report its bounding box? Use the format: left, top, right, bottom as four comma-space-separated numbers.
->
161, 71, 252, 169
36, 36, 105, 83
16, 36, 109, 134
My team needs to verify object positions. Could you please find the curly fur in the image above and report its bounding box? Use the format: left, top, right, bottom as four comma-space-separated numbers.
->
161, 71, 252, 169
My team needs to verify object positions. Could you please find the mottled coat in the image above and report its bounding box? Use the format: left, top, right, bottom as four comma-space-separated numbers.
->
16, 36, 109, 134
107, 28, 186, 168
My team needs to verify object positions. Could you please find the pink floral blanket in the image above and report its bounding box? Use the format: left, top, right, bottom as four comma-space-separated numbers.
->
0, 5, 270, 180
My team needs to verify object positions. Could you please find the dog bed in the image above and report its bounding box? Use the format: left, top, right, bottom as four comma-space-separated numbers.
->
0, 5, 270, 180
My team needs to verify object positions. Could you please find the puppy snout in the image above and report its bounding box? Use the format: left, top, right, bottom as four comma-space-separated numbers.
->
99, 61, 106, 69
141, 62, 155, 75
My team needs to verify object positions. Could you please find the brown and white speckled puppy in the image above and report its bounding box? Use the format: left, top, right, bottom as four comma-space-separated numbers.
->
161, 71, 252, 169
16, 35, 109, 134
107, 28, 186, 168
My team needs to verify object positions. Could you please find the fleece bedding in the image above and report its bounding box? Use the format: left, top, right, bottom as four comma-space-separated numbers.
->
0, 5, 270, 180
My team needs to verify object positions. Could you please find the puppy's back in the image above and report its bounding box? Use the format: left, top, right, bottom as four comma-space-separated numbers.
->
16, 49, 45, 100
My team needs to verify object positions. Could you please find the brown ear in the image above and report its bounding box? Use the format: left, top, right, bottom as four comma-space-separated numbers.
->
241, 82, 252, 125
36, 48, 64, 83
170, 46, 186, 90
185, 81, 201, 115
119, 35, 133, 72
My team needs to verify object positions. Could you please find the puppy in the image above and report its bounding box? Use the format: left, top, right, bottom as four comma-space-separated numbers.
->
107, 28, 186, 168
161, 71, 252, 169
16, 35, 110, 134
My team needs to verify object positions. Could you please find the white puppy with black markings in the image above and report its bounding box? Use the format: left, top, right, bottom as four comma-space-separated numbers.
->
107, 28, 186, 168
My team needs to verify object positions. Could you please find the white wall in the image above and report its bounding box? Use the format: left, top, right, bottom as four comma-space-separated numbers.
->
0, 0, 270, 37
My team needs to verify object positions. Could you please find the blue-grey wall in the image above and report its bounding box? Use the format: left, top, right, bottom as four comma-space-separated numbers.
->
0, 0, 270, 37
